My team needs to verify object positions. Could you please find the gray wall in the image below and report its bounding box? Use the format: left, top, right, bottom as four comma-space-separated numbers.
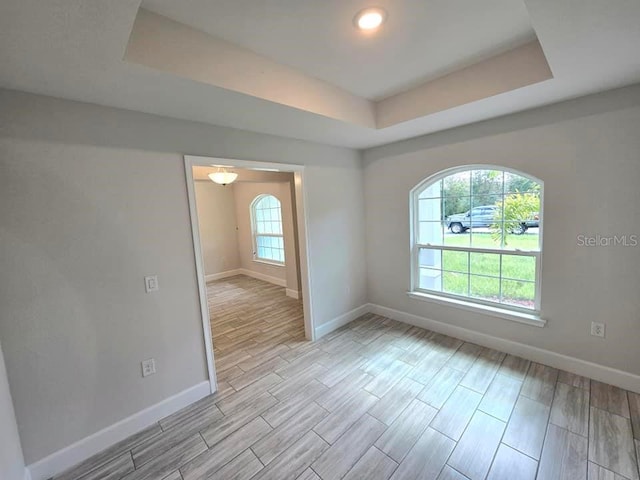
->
363, 85, 640, 377
0, 89, 367, 463
0, 340, 26, 480
194, 181, 241, 275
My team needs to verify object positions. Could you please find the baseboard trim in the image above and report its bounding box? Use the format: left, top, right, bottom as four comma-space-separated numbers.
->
205, 269, 242, 282
286, 289, 300, 300
369, 303, 640, 394
314, 304, 370, 339
24, 469, 32, 480
27, 381, 210, 480
239, 269, 287, 288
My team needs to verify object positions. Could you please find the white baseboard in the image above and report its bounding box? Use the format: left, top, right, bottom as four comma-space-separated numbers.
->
286, 289, 300, 300
27, 381, 210, 480
24, 469, 31, 480
314, 304, 370, 339
205, 269, 242, 282
239, 269, 287, 288
369, 303, 640, 394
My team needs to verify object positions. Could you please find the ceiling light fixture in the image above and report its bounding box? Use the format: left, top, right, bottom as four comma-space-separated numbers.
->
208, 166, 238, 186
354, 7, 387, 32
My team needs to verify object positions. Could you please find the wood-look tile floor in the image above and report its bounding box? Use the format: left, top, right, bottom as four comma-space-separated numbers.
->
55, 275, 640, 480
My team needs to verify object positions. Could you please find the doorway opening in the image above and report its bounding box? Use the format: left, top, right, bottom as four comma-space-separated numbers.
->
184, 156, 314, 394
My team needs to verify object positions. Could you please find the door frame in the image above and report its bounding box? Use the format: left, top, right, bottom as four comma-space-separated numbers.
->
183, 155, 315, 394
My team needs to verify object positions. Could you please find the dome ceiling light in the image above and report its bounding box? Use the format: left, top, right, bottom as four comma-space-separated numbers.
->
208, 165, 238, 186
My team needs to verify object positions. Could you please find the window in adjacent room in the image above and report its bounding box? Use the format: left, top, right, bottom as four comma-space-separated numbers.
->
251, 194, 285, 265
411, 166, 542, 314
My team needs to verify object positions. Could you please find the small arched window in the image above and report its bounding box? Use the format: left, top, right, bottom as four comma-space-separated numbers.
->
251, 194, 285, 265
411, 166, 542, 314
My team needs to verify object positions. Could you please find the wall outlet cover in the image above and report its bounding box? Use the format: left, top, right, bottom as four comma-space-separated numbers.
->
590, 322, 605, 338
142, 358, 156, 377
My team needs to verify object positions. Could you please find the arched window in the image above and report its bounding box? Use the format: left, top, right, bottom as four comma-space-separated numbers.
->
411, 166, 542, 314
251, 194, 285, 265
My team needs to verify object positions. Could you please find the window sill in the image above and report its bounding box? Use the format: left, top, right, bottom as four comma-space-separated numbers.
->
253, 259, 285, 268
406, 291, 546, 328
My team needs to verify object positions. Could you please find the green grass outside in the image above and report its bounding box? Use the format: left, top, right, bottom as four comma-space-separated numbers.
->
426, 231, 538, 306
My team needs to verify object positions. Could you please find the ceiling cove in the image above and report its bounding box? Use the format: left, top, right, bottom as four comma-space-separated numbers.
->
124, 7, 552, 130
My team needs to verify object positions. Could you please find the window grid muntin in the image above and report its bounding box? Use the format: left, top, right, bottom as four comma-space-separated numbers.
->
251, 195, 285, 265
416, 244, 540, 312
412, 166, 542, 314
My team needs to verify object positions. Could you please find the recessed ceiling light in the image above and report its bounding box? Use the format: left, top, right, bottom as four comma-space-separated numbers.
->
354, 7, 387, 32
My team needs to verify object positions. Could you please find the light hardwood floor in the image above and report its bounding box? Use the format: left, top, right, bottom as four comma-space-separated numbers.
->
55, 275, 640, 480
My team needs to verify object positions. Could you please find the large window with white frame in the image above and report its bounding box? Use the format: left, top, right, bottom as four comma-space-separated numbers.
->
251, 194, 285, 265
411, 166, 542, 313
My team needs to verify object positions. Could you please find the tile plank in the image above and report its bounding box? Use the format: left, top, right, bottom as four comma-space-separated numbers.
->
437, 466, 469, 480
364, 359, 414, 398
498, 355, 530, 381
343, 447, 398, 480
416, 366, 465, 409
121, 434, 207, 480
589, 407, 638, 480
448, 411, 506, 480
591, 381, 630, 418
312, 414, 387, 480
502, 395, 550, 459
629, 392, 640, 440
389, 428, 456, 480
200, 392, 277, 447
537, 424, 588, 480
315, 368, 374, 412
446, 342, 482, 373
550, 382, 590, 437
261, 379, 328, 428
54, 424, 162, 480
180, 417, 271, 480
313, 388, 379, 444
486, 444, 537, 480
478, 373, 522, 422
459, 354, 502, 394
252, 402, 328, 465
558, 371, 590, 390
204, 449, 263, 480
520, 363, 558, 406
431, 386, 483, 441
588, 462, 628, 480
76, 453, 134, 480
253, 430, 329, 480
228, 355, 289, 391
375, 399, 438, 463
368, 376, 424, 425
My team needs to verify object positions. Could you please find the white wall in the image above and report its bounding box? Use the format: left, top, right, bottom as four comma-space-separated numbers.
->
0, 340, 27, 480
194, 181, 240, 276
0, 88, 366, 465
233, 181, 299, 291
363, 85, 640, 377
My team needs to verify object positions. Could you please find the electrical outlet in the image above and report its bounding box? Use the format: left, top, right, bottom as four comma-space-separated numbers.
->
141, 358, 156, 377
591, 322, 605, 338
144, 275, 159, 293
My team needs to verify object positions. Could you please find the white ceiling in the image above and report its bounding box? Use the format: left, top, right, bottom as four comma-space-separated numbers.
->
0, 0, 640, 149
141, 0, 536, 100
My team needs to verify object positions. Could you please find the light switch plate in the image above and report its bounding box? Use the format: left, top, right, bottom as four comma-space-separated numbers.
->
144, 275, 159, 293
